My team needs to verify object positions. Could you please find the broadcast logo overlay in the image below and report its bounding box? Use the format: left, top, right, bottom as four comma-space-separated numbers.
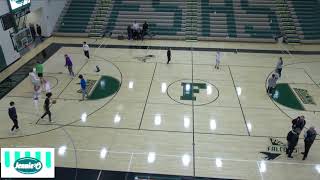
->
1, 148, 55, 178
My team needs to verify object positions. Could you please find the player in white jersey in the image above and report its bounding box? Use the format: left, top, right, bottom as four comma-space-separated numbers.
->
215, 51, 222, 69
29, 70, 41, 100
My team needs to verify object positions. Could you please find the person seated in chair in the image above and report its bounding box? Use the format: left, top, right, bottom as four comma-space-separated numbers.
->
142, 21, 149, 40
127, 25, 133, 40
132, 21, 140, 40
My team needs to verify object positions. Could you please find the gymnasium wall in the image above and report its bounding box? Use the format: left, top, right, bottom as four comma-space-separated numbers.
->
28, 0, 67, 37
0, 0, 66, 72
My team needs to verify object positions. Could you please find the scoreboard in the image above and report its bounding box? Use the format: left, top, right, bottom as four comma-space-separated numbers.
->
7, 0, 31, 13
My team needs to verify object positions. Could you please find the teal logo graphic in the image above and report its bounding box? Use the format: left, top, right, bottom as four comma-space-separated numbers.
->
14, 157, 43, 174
77, 76, 120, 100
1, 148, 54, 178
180, 82, 207, 101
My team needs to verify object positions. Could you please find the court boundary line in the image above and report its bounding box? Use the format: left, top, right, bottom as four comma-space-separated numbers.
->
61, 43, 320, 55
32, 123, 320, 141
304, 69, 320, 89
15, 145, 320, 168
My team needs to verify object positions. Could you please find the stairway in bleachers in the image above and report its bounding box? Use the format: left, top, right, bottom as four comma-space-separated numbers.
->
186, 0, 198, 41
105, 0, 187, 40
274, 0, 300, 44
88, 0, 112, 38
55, 0, 98, 35
288, 0, 320, 43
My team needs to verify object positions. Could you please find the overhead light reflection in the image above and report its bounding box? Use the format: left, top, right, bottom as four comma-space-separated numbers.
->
58, 146, 67, 156
259, 161, 266, 173
236, 87, 242, 96
210, 119, 217, 130
100, 80, 106, 89
182, 154, 190, 167
207, 85, 212, 95
186, 84, 191, 92
161, 83, 167, 93
129, 81, 134, 89
100, 148, 108, 159
315, 164, 320, 174
273, 90, 279, 99
184, 116, 190, 128
147, 152, 156, 163
81, 113, 87, 122
154, 114, 162, 126
247, 122, 252, 132
114, 113, 121, 124
215, 158, 222, 168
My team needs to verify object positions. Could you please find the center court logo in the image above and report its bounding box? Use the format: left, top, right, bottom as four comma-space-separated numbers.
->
180, 82, 207, 101
1, 148, 55, 178
167, 79, 219, 106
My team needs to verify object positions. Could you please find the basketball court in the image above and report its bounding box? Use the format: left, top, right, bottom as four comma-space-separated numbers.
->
0, 37, 320, 179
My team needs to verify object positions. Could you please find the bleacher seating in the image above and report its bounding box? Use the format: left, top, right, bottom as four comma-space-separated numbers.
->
198, 0, 280, 42
105, 0, 186, 39
55, 0, 320, 44
58, 0, 97, 33
104, 0, 280, 42
288, 0, 320, 42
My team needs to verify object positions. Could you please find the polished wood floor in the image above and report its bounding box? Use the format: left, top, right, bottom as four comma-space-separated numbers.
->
0, 38, 320, 180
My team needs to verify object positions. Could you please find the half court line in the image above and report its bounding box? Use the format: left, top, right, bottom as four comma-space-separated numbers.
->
191, 47, 196, 177
228, 66, 251, 136
138, 63, 157, 129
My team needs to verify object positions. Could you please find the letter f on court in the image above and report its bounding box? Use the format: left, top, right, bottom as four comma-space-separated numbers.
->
180, 82, 207, 101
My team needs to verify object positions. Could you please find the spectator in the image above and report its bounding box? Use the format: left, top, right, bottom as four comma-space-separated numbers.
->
286, 128, 300, 158
142, 21, 149, 40
292, 116, 306, 132
132, 21, 140, 39
36, 24, 43, 41
127, 25, 132, 40
132, 21, 140, 31
29, 24, 36, 40
302, 127, 317, 160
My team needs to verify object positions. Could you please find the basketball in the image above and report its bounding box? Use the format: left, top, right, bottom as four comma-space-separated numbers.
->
52, 100, 57, 104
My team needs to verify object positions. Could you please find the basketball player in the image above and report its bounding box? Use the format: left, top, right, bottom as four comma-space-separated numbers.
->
40, 92, 53, 122
8, 101, 19, 133
29, 70, 41, 100
215, 51, 222, 69
83, 42, 90, 59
